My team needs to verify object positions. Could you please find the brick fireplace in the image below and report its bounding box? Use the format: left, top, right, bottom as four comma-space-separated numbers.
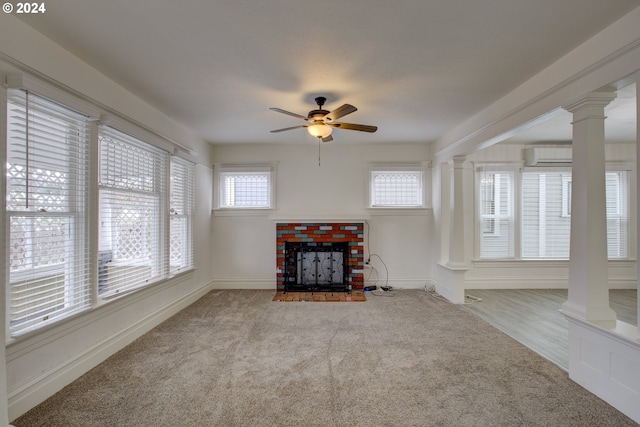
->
276, 222, 364, 292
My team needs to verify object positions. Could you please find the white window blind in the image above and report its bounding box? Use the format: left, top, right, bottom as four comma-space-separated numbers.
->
219, 171, 270, 208
370, 171, 423, 207
521, 171, 571, 259
476, 166, 630, 261
606, 171, 629, 259
6, 89, 91, 336
170, 157, 195, 273
478, 170, 515, 259
98, 126, 168, 297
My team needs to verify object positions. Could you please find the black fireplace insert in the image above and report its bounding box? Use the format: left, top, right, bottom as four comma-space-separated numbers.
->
283, 242, 349, 292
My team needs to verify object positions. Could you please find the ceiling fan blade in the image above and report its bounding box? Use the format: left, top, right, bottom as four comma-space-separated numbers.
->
329, 122, 378, 133
325, 104, 357, 121
270, 125, 308, 133
269, 107, 307, 120
321, 134, 333, 142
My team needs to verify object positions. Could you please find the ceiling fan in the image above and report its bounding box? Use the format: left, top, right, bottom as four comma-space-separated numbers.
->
269, 96, 378, 142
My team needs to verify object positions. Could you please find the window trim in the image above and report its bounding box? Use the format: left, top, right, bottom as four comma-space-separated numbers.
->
213, 162, 277, 215
97, 125, 169, 299
367, 162, 430, 210
4, 72, 198, 339
473, 162, 633, 262
475, 166, 517, 260
169, 156, 195, 274
6, 88, 93, 336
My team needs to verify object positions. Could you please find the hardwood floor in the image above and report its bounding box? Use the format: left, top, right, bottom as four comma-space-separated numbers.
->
463, 289, 637, 371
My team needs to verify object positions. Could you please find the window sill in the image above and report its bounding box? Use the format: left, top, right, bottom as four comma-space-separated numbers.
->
472, 259, 635, 268
213, 208, 276, 217
472, 259, 569, 268
367, 207, 432, 216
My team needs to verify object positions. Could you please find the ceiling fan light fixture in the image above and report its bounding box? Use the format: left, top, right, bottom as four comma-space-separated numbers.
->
270, 97, 376, 141
307, 122, 332, 138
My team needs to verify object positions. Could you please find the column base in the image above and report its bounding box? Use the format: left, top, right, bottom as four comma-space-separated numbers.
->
561, 300, 617, 328
435, 263, 468, 304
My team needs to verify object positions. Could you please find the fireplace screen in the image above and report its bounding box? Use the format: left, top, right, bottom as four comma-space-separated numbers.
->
284, 242, 349, 292
298, 250, 343, 285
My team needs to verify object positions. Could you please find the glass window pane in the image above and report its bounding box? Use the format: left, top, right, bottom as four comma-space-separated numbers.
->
370, 171, 423, 207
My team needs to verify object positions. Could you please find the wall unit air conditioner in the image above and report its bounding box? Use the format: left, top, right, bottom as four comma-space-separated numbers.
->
524, 146, 572, 166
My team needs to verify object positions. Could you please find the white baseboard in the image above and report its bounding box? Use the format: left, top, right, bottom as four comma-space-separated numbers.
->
210, 279, 276, 289
210, 278, 428, 290
8, 280, 214, 421
365, 279, 428, 289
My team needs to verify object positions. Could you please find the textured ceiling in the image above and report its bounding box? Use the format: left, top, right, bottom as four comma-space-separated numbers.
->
16, 0, 639, 145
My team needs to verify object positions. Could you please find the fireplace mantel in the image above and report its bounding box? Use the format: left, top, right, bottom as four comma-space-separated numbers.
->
270, 214, 369, 223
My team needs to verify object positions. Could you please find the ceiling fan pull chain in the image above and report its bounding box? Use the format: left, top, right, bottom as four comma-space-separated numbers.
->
318, 138, 321, 166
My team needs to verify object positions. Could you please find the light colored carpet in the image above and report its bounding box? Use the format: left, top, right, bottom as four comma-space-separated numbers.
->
12, 289, 638, 426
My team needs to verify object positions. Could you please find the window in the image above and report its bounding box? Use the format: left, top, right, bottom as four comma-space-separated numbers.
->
561, 175, 572, 217
477, 169, 515, 259
4, 74, 197, 339
170, 157, 195, 273
6, 89, 91, 335
521, 171, 571, 258
369, 165, 425, 208
606, 171, 629, 259
98, 126, 168, 297
215, 164, 275, 210
220, 172, 269, 208
476, 166, 630, 260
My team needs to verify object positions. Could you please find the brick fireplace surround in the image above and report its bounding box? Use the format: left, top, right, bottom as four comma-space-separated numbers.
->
276, 222, 364, 292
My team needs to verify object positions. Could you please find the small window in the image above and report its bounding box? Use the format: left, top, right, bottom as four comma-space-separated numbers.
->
369, 167, 424, 208
215, 164, 276, 210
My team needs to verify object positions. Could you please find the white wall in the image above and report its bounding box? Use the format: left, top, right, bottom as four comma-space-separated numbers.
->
210, 142, 434, 289
0, 15, 214, 422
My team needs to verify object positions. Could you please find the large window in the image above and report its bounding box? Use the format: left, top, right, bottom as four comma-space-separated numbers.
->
606, 171, 629, 259
6, 89, 91, 335
170, 157, 195, 273
98, 127, 168, 296
521, 171, 572, 258
5, 78, 196, 338
478, 170, 515, 258
477, 167, 630, 260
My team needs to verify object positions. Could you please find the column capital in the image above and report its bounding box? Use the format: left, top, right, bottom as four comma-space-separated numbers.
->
449, 155, 466, 168
564, 91, 616, 114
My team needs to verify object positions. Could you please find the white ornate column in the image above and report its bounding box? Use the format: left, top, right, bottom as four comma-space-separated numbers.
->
561, 91, 617, 326
560, 87, 640, 424
434, 155, 468, 304
448, 156, 468, 268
